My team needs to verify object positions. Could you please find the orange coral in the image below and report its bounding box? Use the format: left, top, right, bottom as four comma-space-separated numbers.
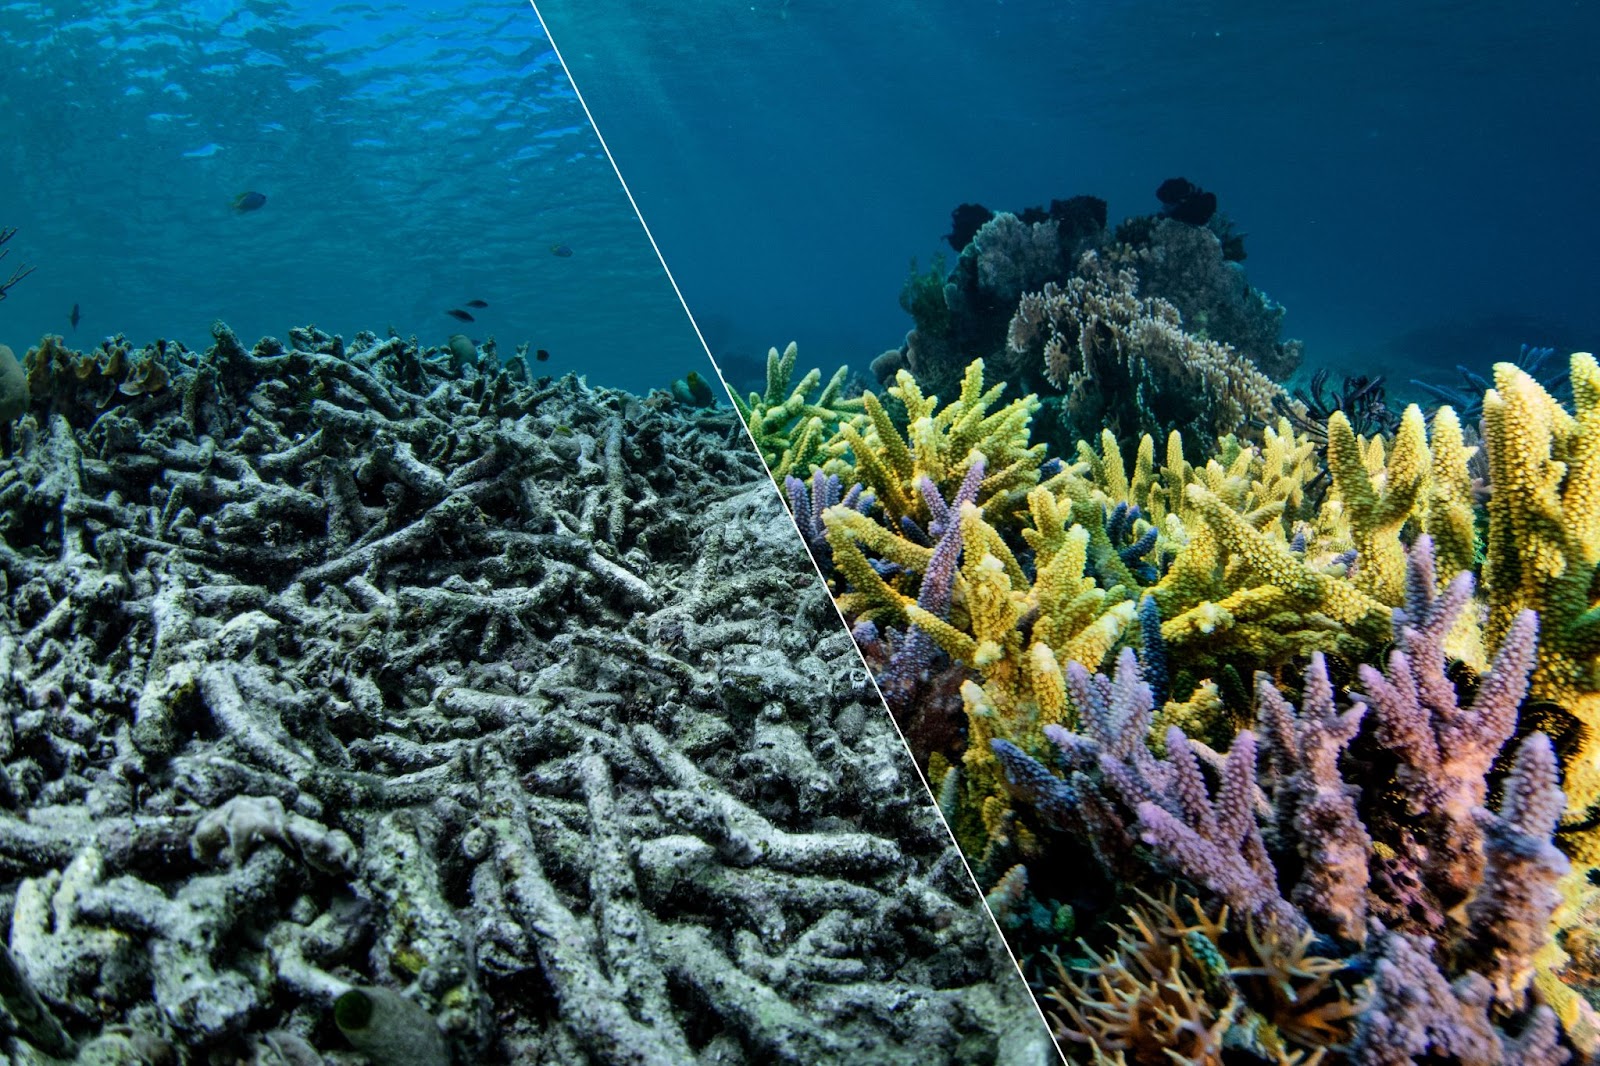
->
1045, 891, 1361, 1066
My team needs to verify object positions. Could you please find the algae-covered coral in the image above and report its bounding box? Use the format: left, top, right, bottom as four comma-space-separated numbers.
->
752, 318, 1600, 1060
0, 327, 1049, 1064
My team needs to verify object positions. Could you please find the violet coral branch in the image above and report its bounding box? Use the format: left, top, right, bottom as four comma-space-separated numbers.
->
1254, 653, 1372, 944
992, 536, 1574, 1062
1463, 732, 1569, 1008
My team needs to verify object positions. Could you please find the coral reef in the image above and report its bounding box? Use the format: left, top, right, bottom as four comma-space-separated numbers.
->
767, 331, 1600, 1061
1005, 253, 1285, 453
804, 353, 1481, 759
1108, 216, 1302, 380
882, 189, 1301, 456
0, 327, 1047, 1064
991, 541, 1574, 1063
890, 208, 1103, 404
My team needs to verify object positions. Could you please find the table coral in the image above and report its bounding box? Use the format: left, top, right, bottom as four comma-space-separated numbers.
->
0, 326, 1047, 1064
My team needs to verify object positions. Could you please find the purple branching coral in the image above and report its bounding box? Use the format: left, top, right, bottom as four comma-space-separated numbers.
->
1351, 925, 1567, 1066
1255, 651, 1372, 944
1356, 537, 1541, 938
991, 536, 1573, 1062
1465, 732, 1569, 1007
784, 468, 871, 564
875, 457, 986, 710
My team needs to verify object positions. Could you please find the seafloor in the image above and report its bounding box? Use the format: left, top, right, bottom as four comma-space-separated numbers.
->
0, 326, 1050, 1065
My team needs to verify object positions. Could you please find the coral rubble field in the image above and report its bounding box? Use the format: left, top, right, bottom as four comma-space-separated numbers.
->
0, 326, 1048, 1064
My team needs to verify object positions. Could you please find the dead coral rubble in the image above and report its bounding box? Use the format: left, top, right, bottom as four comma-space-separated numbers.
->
0, 326, 1045, 1064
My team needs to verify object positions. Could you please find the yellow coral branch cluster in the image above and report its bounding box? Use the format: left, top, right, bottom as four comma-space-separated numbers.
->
1482, 353, 1600, 852
835, 359, 1051, 530
730, 341, 865, 482
1049, 407, 1481, 672
805, 348, 1600, 874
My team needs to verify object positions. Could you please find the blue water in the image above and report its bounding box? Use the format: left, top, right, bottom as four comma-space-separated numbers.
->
0, 0, 702, 394
532, 0, 1600, 395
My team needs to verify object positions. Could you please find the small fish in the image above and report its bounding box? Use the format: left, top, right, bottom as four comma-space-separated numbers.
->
535, 348, 550, 362
233, 191, 267, 212
69, 302, 80, 330
550, 243, 573, 258
465, 299, 489, 308
446, 308, 475, 322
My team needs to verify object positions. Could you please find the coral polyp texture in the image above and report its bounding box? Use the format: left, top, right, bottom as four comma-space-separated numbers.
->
1482, 354, 1600, 853
0, 326, 1049, 1064
748, 329, 1600, 1061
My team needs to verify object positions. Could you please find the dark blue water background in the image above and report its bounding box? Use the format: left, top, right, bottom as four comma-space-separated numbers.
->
0, 0, 703, 394
533, 0, 1600, 398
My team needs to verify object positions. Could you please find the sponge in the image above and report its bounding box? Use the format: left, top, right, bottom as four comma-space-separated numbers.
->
0, 343, 26, 422
334, 986, 449, 1066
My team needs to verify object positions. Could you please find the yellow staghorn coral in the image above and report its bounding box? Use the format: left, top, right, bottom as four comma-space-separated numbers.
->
923, 496, 1133, 684
1481, 352, 1600, 854
820, 504, 928, 626
1425, 404, 1480, 580
1147, 483, 1392, 670
1325, 405, 1430, 606
817, 352, 1494, 751
824, 477, 1135, 854
1065, 419, 1322, 571
814, 353, 1491, 690
835, 359, 1051, 530
730, 341, 865, 482
939, 496, 1135, 849
1057, 403, 1482, 674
